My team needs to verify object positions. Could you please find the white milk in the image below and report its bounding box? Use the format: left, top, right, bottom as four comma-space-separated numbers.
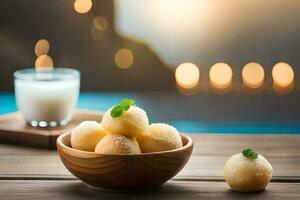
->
14, 68, 80, 127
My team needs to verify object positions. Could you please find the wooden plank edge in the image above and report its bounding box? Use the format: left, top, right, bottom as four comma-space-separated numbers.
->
1, 174, 300, 183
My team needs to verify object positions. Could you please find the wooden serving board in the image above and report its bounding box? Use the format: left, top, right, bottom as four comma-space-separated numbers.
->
0, 109, 103, 149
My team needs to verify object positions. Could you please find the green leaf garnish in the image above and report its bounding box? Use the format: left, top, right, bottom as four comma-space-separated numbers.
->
120, 98, 135, 111
111, 98, 135, 118
110, 105, 124, 118
242, 149, 258, 159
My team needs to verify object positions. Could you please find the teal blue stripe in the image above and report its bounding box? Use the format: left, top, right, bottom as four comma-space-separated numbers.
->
0, 92, 17, 114
1, 92, 300, 134
171, 120, 300, 134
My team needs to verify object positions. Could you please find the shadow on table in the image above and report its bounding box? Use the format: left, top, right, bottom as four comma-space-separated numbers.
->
61, 181, 270, 200
225, 189, 269, 199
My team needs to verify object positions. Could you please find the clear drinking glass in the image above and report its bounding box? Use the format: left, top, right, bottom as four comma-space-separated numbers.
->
14, 68, 80, 128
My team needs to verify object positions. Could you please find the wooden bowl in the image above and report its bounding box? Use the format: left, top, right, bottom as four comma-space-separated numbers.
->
57, 132, 193, 191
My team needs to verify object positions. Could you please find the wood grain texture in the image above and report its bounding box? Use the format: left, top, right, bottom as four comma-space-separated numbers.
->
0, 134, 299, 180
0, 134, 299, 199
56, 132, 193, 191
0, 110, 102, 148
0, 180, 299, 200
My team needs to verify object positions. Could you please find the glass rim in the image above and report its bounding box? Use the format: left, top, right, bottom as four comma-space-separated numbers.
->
14, 68, 80, 81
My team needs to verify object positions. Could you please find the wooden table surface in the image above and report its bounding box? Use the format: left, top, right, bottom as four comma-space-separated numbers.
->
1, 134, 300, 199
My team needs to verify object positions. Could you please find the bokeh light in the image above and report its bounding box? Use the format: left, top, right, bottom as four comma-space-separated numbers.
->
74, 0, 92, 14
242, 62, 265, 89
34, 39, 50, 57
93, 16, 108, 31
114, 48, 134, 69
272, 62, 294, 88
209, 63, 232, 90
175, 62, 200, 89
35, 54, 54, 69
273, 81, 294, 95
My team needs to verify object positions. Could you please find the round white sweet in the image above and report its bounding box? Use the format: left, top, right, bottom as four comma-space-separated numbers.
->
71, 121, 108, 151
95, 134, 141, 154
224, 153, 273, 192
101, 106, 149, 138
138, 123, 183, 153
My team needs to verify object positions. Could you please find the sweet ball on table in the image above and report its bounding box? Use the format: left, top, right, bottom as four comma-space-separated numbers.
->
224, 149, 273, 192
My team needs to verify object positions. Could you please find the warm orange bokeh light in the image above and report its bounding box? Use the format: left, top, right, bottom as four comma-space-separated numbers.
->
93, 16, 108, 31
34, 39, 50, 57
272, 62, 294, 88
175, 62, 200, 89
273, 82, 294, 95
35, 54, 54, 69
114, 48, 134, 69
242, 62, 265, 89
74, 0, 92, 14
209, 63, 232, 90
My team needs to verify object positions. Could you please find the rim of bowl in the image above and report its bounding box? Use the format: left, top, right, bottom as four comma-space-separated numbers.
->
57, 132, 193, 156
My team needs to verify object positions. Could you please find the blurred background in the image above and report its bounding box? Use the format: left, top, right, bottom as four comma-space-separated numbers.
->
1, 0, 300, 131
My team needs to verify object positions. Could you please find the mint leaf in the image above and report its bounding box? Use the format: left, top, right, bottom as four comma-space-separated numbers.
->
111, 105, 124, 118
110, 98, 135, 118
120, 98, 135, 111
242, 149, 258, 159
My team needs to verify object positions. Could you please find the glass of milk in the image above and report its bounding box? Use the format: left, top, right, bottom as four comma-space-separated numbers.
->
14, 68, 80, 128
